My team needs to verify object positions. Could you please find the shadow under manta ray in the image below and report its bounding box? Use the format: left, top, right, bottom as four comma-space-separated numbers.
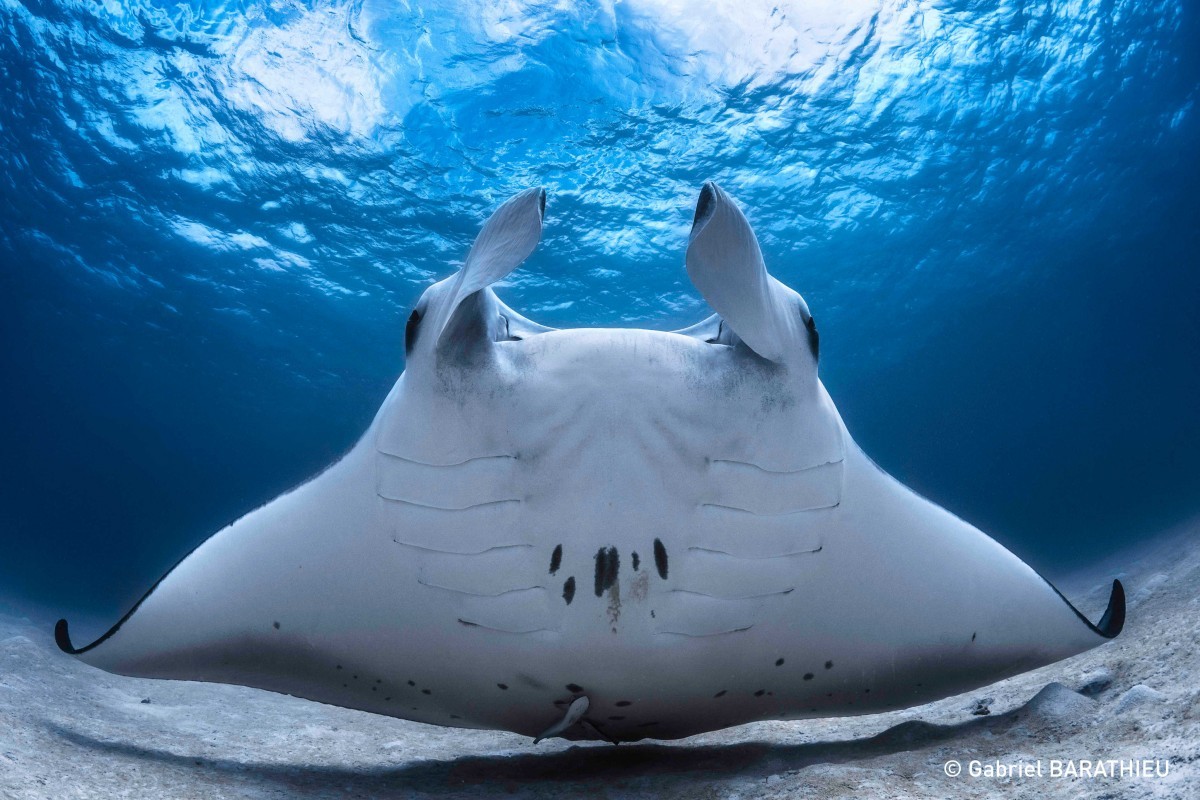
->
45, 689, 1052, 793
55, 182, 1124, 745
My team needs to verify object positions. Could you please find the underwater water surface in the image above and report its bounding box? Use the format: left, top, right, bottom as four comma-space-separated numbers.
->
1, 0, 1198, 621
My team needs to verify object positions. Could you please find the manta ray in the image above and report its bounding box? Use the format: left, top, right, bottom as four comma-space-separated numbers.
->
56, 183, 1124, 744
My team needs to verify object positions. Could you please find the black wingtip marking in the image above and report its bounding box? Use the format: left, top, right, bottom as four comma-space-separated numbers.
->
52, 530, 216, 657
1097, 579, 1125, 638
55, 619, 77, 654
1036, 572, 1125, 640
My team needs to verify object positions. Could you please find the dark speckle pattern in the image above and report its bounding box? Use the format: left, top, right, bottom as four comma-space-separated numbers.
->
714, 690, 726, 698
775, 658, 784, 666
804, 673, 814, 680
549, 544, 563, 575
563, 576, 576, 605
272, 621, 280, 630
754, 689, 766, 697
653, 538, 668, 579
825, 661, 834, 669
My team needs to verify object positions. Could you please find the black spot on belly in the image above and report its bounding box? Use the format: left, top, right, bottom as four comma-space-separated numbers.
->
566, 683, 584, 694
336, 665, 342, 670
714, 690, 726, 698
754, 689, 766, 697
549, 544, 563, 575
563, 576, 576, 605
422, 689, 432, 695
615, 700, 632, 707
497, 683, 508, 690
407, 680, 416, 687
825, 661, 834, 669
272, 621, 280, 630
593, 547, 619, 596
803, 673, 814, 681
632, 552, 640, 571
971, 631, 977, 642
775, 658, 785, 666
653, 539, 668, 579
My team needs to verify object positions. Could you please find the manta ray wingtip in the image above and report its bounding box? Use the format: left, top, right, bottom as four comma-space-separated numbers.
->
1097, 578, 1125, 639
54, 618, 79, 654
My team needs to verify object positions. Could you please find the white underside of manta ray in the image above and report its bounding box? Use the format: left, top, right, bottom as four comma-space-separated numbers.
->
56, 183, 1124, 744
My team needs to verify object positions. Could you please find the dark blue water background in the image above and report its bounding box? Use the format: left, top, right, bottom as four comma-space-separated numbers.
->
1, 0, 1197, 626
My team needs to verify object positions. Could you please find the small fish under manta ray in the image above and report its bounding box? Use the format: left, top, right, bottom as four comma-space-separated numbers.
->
56, 183, 1125, 745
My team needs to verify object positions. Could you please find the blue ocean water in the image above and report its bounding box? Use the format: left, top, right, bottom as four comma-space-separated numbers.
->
0, 0, 1197, 623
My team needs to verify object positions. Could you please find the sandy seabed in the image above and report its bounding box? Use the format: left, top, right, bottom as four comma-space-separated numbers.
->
2, 519, 1198, 799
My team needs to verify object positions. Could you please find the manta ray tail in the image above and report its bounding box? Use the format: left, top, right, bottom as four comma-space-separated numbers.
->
533, 695, 589, 744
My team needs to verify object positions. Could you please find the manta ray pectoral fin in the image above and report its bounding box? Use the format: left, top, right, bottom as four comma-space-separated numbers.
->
685, 182, 807, 362
433, 187, 546, 349
533, 694, 589, 744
